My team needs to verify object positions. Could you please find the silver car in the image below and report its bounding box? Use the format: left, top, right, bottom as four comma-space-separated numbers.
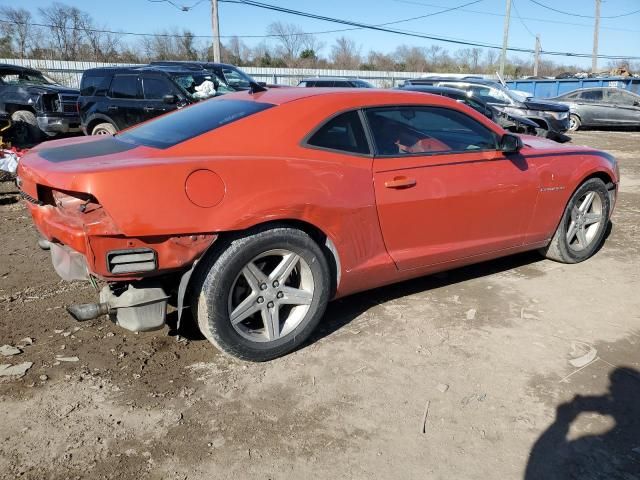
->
551, 87, 640, 131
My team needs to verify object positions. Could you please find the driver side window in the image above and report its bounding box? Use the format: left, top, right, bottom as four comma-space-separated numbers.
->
365, 106, 498, 156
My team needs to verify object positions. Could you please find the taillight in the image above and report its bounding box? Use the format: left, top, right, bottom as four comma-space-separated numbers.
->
43, 187, 100, 213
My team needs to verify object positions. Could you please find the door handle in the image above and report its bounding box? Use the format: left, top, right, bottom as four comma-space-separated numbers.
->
107, 106, 119, 111
143, 106, 156, 112
384, 176, 417, 189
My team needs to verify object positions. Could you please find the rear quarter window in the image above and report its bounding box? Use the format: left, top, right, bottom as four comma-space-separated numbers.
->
117, 98, 274, 149
80, 75, 105, 96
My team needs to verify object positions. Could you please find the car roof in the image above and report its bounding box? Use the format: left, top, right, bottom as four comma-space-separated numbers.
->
398, 85, 470, 96
220, 86, 447, 106
300, 77, 363, 82
149, 60, 239, 70
405, 76, 500, 86
0, 63, 42, 75
83, 64, 209, 75
556, 87, 639, 96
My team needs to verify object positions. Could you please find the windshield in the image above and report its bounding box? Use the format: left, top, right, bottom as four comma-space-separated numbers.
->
117, 98, 274, 149
170, 72, 219, 99
220, 66, 254, 90
0, 70, 57, 86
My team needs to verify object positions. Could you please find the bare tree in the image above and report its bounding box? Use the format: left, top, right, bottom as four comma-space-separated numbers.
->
223, 36, 250, 65
267, 21, 307, 65
0, 7, 34, 58
331, 36, 361, 69
38, 3, 89, 60
394, 45, 428, 72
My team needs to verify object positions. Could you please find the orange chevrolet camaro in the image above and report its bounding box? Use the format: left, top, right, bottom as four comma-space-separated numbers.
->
17, 86, 619, 361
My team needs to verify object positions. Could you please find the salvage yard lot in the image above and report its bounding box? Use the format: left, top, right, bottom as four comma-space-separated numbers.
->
1, 131, 639, 479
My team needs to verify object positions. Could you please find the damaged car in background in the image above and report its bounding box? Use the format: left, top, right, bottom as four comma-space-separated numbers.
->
17, 87, 618, 361
549, 87, 640, 131
0, 64, 81, 145
397, 84, 539, 135
403, 77, 571, 142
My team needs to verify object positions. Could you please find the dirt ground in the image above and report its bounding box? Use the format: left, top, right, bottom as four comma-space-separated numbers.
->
1, 131, 639, 480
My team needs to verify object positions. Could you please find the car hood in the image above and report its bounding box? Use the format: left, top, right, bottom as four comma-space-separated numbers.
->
523, 99, 569, 112
519, 134, 587, 150
26, 84, 79, 96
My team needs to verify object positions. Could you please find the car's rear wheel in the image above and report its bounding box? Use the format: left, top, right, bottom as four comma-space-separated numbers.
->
91, 122, 117, 136
11, 110, 42, 145
540, 178, 610, 263
193, 226, 330, 361
568, 114, 581, 132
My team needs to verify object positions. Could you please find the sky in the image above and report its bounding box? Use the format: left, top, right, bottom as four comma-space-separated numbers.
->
14, 0, 640, 68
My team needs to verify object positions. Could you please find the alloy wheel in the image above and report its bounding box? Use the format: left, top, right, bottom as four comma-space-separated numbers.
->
227, 249, 314, 342
566, 190, 603, 252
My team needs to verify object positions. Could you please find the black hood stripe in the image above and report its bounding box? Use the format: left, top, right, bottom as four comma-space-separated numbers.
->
38, 137, 137, 162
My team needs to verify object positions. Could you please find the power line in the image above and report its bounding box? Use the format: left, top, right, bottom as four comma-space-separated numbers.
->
392, 0, 640, 33
528, 0, 640, 19
220, 0, 640, 59
512, 0, 536, 39
146, 0, 207, 11
1, 4, 638, 60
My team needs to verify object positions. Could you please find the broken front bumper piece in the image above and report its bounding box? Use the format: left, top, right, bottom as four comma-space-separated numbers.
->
67, 283, 169, 332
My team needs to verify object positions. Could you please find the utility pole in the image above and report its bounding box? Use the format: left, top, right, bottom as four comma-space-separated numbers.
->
211, 0, 221, 63
592, 0, 601, 73
499, 0, 512, 77
533, 34, 541, 76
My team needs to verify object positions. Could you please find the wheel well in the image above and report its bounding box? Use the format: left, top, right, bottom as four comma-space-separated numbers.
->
6, 104, 36, 115
213, 219, 341, 295
86, 118, 114, 135
584, 171, 613, 188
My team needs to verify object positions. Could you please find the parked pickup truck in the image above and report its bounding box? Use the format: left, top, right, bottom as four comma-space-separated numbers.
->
0, 64, 81, 145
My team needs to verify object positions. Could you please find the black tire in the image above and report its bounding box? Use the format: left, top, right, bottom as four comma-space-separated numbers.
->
568, 114, 581, 132
11, 110, 42, 146
91, 122, 117, 136
540, 178, 610, 263
192, 226, 330, 361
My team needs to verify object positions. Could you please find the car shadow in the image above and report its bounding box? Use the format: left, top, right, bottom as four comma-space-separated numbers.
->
524, 367, 640, 480
174, 223, 612, 351
304, 250, 545, 347
173, 250, 547, 345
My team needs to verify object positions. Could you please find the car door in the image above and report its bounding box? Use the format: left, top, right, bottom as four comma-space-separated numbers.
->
576, 89, 611, 125
140, 73, 179, 122
107, 74, 143, 129
367, 105, 539, 270
605, 89, 640, 125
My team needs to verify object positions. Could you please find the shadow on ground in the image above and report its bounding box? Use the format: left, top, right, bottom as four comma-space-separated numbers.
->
525, 366, 640, 480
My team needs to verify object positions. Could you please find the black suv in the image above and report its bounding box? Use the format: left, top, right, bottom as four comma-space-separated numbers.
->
403, 77, 570, 140
79, 64, 223, 135
0, 64, 80, 145
149, 61, 257, 92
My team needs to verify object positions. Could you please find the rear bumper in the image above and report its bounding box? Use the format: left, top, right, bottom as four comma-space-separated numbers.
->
26, 202, 216, 282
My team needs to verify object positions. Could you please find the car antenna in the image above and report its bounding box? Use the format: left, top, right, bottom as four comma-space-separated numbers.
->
249, 81, 268, 94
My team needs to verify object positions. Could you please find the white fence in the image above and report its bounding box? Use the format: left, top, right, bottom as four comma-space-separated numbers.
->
0, 58, 486, 89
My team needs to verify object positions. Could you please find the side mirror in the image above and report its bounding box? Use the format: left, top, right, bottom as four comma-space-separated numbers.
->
163, 94, 177, 104
500, 133, 523, 153
257, 81, 267, 87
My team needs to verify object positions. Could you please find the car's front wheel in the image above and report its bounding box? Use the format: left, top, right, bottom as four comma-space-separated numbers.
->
568, 114, 581, 132
540, 178, 610, 263
91, 122, 117, 136
11, 110, 42, 145
193, 226, 330, 361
